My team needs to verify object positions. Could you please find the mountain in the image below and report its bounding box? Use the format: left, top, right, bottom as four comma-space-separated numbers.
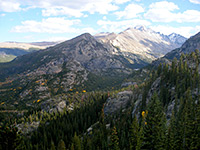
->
0, 30, 190, 107
0, 48, 30, 63
0, 41, 58, 50
0, 41, 59, 62
164, 32, 200, 60
168, 33, 187, 46
0, 33, 133, 105
1, 31, 200, 150
95, 25, 185, 68
0, 33, 130, 78
2, 47, 200, 150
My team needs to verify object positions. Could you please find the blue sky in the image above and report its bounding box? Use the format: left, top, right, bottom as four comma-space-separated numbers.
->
0, 0, 200, 42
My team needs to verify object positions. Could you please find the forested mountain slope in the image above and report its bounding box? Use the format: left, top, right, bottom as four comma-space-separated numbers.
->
1, 49, 199, 150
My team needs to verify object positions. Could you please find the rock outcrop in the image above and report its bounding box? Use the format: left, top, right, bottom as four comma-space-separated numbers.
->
104, 91, 133, 115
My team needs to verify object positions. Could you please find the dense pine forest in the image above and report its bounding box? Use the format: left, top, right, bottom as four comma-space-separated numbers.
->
1, 50, 200, 150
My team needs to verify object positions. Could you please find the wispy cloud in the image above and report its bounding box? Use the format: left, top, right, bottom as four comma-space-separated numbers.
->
114, 0, 130, 4
0, 13, 6, 17
1, 0, 120, 17
42, 7, 84, 17
151, 25, 200, 38
97, 19, 151, 33
189, 0, 200, 4
11, 17, 95, 34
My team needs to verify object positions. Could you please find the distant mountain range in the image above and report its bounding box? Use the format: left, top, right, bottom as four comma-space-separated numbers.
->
165, 32, 200, 59
150, 31, 200, 67
0, 26, 186, 63
95, 26, 186, 68
0, 41, 60, 62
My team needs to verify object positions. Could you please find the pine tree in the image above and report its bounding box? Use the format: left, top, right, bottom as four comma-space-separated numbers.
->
50, 140, 56, 150
109, 126, 120, 150
167, 111, 176, 150
129, 115, 139, 150
57, 139, 66, 150
141, 93, 166, 150
71, 133, 81, 150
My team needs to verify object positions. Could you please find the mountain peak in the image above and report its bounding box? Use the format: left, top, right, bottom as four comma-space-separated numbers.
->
168, 32, 187, 45
60, 33, 95, 46
76, 33, 93, 39
165, 31, 200, 59
134, 25, 148, 31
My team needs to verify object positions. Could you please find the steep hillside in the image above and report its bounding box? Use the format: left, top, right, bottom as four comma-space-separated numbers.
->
0, 31, 200, 150
0, 33, 132, 108
2, 50, 199, 150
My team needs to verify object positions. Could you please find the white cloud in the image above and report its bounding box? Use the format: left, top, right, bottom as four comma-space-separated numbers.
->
151, 25, 200, 38
11, 17, 82, 33
97, 19, 151, 33
37, 0, 119, 15
114, 3, 144, 19
2, 0, 119, 17
46, 36, 70, 42
177, 10, 200, 22
82, 1, 118, 14
189, 0, 200, 4
144, 1, 179, 22
114, 0, 130, 4
42, 7, 84, 17
145, 1, 200, 23
0, 1, 21, 12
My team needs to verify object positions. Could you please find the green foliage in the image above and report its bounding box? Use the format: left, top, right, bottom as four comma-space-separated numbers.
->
50, 140, 56, 150
109, 126, 120, 150
1, 50, 200, 150
71, 133, 81, 150
129, 115, 139, 150
57, 139, 66, 150
142, 93, 166, 150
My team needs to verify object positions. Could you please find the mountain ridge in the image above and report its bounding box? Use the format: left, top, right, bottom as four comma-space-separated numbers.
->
95, 25, 186, 67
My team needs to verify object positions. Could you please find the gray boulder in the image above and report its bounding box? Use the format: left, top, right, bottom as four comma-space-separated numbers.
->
104, 90, 133, 115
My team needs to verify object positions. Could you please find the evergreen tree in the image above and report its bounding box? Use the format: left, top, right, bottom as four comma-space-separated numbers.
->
71, 133, 81, 150
167, 111, 176, 150
50, 140, 56, 150
57, 139, 66, 150
142, 93, 166, 150
109, 126, 120, 150
129, 115, 139, 150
